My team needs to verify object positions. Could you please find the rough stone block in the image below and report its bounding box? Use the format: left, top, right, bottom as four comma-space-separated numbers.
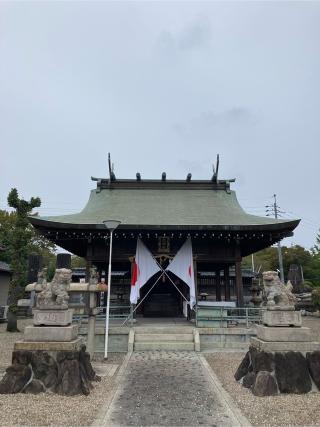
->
275, 351, 312, 393
262, 310, 302, 327
1, 345, 99, 396
24, 325, 78, 342
0, 364, 32, 394
250, 348, 274, 373
306, 351, 320, 390
33, 309, 73, 326
31, 352, 58, 389
23, 379, 45, 394
252, 371, 278, 396
256, 325, 311, 342
234, 351, 250, 381
242, 372, 256, 389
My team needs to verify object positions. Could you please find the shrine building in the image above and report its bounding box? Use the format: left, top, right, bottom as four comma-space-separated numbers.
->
28, 164, 299, 317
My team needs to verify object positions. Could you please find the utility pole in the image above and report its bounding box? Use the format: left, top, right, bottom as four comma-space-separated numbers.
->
266, 194, 285, 283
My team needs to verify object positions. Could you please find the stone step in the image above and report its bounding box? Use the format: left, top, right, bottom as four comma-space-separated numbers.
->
134, 341, 195, 351
135, 333, 194, 342
134, 326, 194, 334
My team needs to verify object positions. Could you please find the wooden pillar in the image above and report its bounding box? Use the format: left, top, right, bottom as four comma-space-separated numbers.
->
235, 242, 244, 306
215, 268, 221, 301
224, 265, 230, 301
85, 238, 93, 282
235, 259, 244, 307
85, 259, 92, 282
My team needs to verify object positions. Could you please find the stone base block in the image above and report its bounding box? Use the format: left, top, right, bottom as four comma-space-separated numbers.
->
0, 343, 100, 396
235, 346, 316, 395
251, 337, 320, 352
14, 337, 83, 352
24, 325, 78, 342
33, 309, 73, 326
256, 325, 311, 342
262, 310, 302, 327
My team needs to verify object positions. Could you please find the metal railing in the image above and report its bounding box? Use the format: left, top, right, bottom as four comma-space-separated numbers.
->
73, 305, 132, 326
196, 306, 266, 328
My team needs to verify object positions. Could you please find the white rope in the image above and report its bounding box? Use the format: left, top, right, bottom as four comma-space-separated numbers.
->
121, 241, 196, 325
121, 272, 164, 325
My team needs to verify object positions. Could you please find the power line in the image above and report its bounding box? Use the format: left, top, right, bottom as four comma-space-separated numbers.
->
266, 194, 284, 282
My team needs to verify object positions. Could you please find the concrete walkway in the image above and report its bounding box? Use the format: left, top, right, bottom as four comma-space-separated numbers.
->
95, 351, 250, 427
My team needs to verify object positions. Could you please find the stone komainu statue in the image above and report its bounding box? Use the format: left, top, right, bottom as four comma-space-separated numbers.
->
262, 270, 297, 310
36, 268, 72, 310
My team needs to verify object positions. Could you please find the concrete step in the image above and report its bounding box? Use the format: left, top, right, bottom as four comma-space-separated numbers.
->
135, 333, 194, 342
134, 326, 194, 334
134, 341, 195, 351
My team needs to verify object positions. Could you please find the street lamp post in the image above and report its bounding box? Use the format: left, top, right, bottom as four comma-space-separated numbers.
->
103, 219, 121, 359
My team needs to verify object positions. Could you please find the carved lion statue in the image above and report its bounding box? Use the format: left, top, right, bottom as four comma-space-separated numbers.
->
36, 268, 71, 309
262, 270, 297, 310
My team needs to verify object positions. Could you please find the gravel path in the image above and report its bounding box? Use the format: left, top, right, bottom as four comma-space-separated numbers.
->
101, 351, 241, 427
205, 352, 320, 427
0, 319, 124, 427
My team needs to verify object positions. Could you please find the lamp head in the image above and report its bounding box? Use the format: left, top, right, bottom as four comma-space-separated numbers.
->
102, 220, 121, 231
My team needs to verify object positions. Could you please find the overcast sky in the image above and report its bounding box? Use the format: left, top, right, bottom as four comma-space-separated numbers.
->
1, 1, 319, 249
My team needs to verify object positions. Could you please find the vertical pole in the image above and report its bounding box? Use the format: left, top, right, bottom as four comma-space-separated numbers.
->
104, 230, 113, 359
87, 292, 96, 358
235, 259, 244, 307
224, 265, 230, 301
215, 268, 221, 301
273, 194, 285, 283
130, 304, 133, 326
85, 259, 92, 282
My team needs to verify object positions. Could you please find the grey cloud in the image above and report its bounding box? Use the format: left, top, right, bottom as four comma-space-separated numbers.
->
0, 2, 319, 248
158, 18, 211, 53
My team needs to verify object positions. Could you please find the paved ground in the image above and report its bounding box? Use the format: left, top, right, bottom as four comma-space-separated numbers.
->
100, 351, 245, 426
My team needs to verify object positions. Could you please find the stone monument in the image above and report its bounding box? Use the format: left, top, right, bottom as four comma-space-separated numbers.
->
235, 271, 320, 396
0, 268, 100, 395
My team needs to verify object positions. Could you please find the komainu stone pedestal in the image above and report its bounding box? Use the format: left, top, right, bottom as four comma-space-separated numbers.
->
234, 345, 320, 396
0, 268, 100, 396
0, 340, 101, 396
33, 309, 73, 326
235, 271, 320, 396
24, 324, 78, 342
262, 310, 302, 327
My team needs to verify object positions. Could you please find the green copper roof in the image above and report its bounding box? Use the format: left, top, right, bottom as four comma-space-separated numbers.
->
29, 188, 299, 231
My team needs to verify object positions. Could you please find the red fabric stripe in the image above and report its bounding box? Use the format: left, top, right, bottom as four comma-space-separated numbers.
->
131, 262, 139, 286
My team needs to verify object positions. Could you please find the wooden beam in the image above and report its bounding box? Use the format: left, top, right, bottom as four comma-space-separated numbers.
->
235, 259, 244, 307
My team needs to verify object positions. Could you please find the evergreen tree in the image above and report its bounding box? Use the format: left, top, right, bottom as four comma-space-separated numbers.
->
6, 188, 41, 332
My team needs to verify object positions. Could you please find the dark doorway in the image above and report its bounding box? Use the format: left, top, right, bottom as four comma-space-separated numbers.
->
139, 274, 185, 317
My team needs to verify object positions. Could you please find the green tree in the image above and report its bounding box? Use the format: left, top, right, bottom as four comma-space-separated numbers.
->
244, 244, 313, 281
308, 230, 320, 286
71, 255, 86, 268
5, 188, 41, 332
0, 210, 16, 264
